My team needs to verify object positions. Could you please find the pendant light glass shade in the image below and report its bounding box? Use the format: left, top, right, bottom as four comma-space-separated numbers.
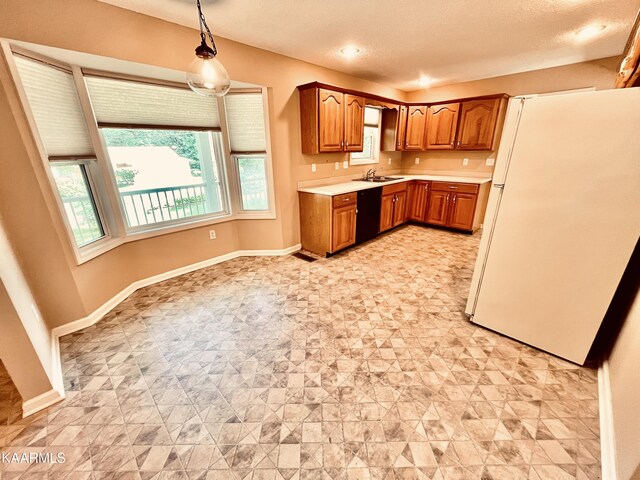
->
187, 55, 230, 97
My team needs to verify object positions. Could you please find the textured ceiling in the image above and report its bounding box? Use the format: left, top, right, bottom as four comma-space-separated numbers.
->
97, 0, 639, 91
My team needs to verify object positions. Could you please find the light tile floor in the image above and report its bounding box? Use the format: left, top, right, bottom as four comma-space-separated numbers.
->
0, 226, 601, 479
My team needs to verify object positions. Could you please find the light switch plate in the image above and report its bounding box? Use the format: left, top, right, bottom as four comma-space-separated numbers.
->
486, 157, 495, 166
415, 157, 420, 165
463, 158, 469, 166
343, 160, 348, 169
311, 163, 316, 172
335, 162, 339, 170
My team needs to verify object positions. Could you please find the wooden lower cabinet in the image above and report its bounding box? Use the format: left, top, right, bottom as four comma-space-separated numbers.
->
379, 183, 408, 233
425, 181, 490, 231
406, 181, 430, 221
448, 193, 477, 230
425, 190, 450, 226
379, 193, 395, 232
332, 204, 357, 252
392, 190, 407, 226
299, 191, 357, 256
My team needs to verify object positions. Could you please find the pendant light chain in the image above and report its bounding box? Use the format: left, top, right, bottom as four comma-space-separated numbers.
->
197, 0, 218, 56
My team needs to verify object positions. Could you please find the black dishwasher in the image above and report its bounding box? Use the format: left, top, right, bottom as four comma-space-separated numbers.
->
356, 187, 382, 245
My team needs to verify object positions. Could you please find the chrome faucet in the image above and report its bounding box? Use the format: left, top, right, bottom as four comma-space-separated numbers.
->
365, 168, 376, 181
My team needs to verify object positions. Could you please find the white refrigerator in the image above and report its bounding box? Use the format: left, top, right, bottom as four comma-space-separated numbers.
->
465, 88, 640, 365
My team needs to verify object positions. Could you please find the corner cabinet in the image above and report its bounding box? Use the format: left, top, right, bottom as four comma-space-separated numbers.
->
299, 86, 365, 154
456, 98, 502, 150
299, 191, 356, 256
424, 182, 490, 232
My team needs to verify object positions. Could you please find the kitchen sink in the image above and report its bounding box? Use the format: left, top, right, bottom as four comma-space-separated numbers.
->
353, 176, 403, 183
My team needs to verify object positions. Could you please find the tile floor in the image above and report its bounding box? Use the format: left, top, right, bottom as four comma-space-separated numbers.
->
0, 225, 601, 479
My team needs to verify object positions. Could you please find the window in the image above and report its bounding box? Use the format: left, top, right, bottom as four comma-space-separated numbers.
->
102, 128, 227, 228
13, 54, 107, 249
50, 164, 104, 246
9, 46, 275, 262
235, 155, 269, 211
224, 91, 274, 214
350, 107, 381, 165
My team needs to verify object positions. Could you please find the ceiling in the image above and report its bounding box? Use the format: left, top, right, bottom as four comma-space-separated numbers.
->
98, 0, 639, 91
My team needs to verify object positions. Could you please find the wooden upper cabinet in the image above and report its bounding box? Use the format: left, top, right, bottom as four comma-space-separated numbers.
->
426, 103, 460, 150
343, 94, 365, 152
456, 98, 501, 150
404, 106, 427, 150
318, 89, 344, 153
396, 105, 409, 150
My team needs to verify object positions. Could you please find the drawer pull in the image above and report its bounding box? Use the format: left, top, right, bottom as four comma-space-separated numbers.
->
449, 186, 458, 189
343, 197, 350, 201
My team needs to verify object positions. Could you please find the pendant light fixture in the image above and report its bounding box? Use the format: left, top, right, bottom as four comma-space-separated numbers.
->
186, 0, 230, 97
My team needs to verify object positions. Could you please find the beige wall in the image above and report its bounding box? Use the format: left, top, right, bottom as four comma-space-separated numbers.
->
0, 0, 407, 328
400, 57, 619, 175
609, 287, 640, 480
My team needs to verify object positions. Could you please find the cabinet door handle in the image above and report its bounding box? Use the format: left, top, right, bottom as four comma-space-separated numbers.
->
453, 194, 457, 204
450, 141, 454, 146
424, 185, 428, 191
346, 141, 349, 147
457, 140, 461, 147
446, 194, 450, 202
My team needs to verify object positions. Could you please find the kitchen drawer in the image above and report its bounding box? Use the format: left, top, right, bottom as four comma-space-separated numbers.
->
381, 182, 407, 196
332, 192, 357, 207
431, 182, 479, 194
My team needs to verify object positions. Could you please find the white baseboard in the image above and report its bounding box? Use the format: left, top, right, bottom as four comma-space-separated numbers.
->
22, 388, 65, 418
598, 360, 617, 480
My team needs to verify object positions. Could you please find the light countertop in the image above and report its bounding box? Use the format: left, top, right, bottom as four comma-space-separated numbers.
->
298, 174, 492, 196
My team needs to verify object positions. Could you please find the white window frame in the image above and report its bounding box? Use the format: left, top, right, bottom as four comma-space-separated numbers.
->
99, 128, 233, 235
231, 153, 275, 216
3, 42, 277, 264
350, 107, 382, 166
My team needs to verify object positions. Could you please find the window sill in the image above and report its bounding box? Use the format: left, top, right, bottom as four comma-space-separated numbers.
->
73, 211, 276, 265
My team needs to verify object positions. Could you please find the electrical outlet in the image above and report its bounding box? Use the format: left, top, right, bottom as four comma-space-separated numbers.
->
388, 157, 392, 165
311, 163, 316, 172
463, 158, 469, 166
343, 160, 348, 169
486, 157, 495, 166
209, 230, 216, 240
415, 157, 420, 165
335, 162, 339, 170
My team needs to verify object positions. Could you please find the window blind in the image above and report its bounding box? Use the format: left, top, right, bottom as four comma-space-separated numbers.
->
84, 76, 220, 129
14, 56, 94, 158
364, 106, 381, 127
224, 92, 267, 153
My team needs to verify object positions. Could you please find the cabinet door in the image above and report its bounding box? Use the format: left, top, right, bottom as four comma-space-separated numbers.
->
425, 191, 450, 226
448, 193, 477, 230
392, 191, 407, 226
426, 103, 460, 150
331, 204, 356, 252
379, 194, 395, 232
318, 89, 344, 152
344, 94, 365, 152
404, 106, 427, 150
396, 105, 408, 151
407, 181, 429, 221
457, 98, 500, 150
